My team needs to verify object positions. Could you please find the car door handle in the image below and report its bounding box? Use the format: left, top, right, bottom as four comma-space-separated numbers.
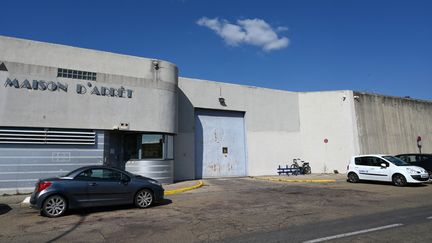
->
88, 182, 97, 186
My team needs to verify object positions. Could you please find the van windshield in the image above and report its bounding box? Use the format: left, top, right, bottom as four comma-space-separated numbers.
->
383, 156, 411, 166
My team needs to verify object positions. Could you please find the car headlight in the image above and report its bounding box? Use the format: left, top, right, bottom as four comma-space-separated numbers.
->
406, 168, 419, 174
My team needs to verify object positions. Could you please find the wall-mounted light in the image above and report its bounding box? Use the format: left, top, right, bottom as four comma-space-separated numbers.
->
219, 97, 227, 106
152, 60, 160, 70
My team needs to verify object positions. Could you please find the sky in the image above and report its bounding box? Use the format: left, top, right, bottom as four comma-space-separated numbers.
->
1, 0, 431, 100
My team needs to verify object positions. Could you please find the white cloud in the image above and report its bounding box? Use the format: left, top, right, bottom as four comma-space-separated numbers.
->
197, 17, 289, 51
276, 26, 289, 32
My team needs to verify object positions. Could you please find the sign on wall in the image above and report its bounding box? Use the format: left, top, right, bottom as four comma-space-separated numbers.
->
3, 78, 133, 98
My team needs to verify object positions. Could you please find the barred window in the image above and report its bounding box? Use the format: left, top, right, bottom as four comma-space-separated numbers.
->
57, 68, 97, 81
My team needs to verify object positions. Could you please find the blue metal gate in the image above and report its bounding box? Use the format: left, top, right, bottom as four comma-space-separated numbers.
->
195, 109, 247, 178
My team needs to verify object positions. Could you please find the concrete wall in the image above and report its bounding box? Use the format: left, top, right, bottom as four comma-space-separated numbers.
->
354, 93, 432, 154
176, 77, 301, 181
0, 36, 178, 133
298, 91, 360, 174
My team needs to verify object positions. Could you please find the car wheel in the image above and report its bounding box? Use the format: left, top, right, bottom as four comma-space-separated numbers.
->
42, 195, 67, 218
135, 189, 153, 208
347, 172, 359, 183
392, 174, 407, 187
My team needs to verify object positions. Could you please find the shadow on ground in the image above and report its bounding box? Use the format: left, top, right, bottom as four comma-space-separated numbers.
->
66, 199, 173, 216
0, 204, 12, 215
43, 199, 172, 242
347, 180, 429, 187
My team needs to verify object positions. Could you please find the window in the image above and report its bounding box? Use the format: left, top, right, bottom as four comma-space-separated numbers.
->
141, 134, 163, 159
57, 68, 97, 81
76, 169, 127, 181
355, 156, 383, 166
355, 157, 370, 166
383, 156, 410, 166
120, 133, 173, 160
372, 158, 389, 167
165, 135, 174, 159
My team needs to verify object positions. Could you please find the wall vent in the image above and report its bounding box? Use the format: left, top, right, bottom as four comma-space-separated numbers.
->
57, 68, 97, 81
0, 127, 96, 145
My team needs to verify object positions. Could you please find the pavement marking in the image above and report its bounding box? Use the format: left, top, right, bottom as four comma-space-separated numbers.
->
22, 196, 30, 204
427, 216, 432, 220
303, 223, 403, 243
164, 180, 204, 195
252, 177, 336, 183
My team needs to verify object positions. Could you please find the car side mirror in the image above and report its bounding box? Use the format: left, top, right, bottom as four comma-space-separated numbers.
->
380, 163, 387, 168
121, 177, 130, 184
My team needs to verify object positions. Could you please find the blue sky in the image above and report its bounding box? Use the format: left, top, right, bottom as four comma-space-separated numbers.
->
1, 0, 431, 100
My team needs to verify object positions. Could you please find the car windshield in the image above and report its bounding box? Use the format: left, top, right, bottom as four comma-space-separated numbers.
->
383, 156, 411, 166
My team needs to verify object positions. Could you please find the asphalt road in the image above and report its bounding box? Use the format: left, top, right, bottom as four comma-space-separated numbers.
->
1, 177, 432, 242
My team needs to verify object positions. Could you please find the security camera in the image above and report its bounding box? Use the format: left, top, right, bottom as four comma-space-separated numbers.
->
152, 60, 160, 70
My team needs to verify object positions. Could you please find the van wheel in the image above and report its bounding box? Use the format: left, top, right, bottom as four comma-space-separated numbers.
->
348, 172, 359, 183
392, 174, 407, 187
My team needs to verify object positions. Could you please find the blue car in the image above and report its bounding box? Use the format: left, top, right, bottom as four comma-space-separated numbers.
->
30, 166, 164, 217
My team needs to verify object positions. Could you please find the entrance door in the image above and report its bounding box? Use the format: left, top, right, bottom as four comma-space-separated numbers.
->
105, 131, 139, 170
195, 109, 247, 178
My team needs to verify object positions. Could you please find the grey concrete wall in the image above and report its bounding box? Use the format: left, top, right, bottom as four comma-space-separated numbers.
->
176, 77, 301, 181
0, 36, 178, 133
354, 93, 432, 154
298, 91, 360, 173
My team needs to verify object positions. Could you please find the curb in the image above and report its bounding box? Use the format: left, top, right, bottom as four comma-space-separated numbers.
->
251, 177, 336, 183
164, 180, 204, 195
21, 196, 30, 204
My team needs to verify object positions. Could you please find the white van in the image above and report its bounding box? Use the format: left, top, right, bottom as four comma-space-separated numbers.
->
347, 155, 429, 186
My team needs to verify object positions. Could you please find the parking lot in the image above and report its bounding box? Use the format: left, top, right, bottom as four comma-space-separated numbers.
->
1, 176, 432, 242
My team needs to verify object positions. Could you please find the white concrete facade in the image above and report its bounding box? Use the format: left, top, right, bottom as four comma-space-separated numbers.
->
176, 78, 302, 180
1, 35, 431, 189
176, 78, 361, 180
298, 91, 360, 174
0, 36, 178, 133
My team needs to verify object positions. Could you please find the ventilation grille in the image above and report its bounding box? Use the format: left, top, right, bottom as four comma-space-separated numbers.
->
0, 128, 96, 145
57, 68, 97, 81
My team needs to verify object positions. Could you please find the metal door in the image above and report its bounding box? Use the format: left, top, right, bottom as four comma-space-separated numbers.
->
195, 109, 247, 178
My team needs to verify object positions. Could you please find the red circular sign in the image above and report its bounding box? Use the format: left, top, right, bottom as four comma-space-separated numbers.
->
324, 138, 329, 144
